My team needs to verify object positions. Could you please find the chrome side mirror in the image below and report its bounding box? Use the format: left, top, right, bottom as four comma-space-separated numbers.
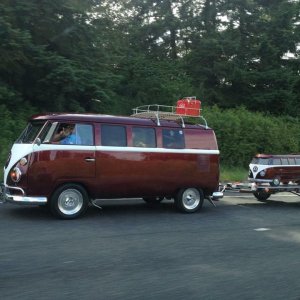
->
35, 138, 41, 146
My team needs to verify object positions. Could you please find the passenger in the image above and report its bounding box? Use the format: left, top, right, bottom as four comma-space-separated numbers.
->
163, 130, 184, 148
53, 124, 81, 145
133, 131, 146, 147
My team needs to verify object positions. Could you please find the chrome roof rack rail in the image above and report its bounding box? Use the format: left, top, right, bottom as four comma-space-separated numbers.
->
131, 104, 208, 129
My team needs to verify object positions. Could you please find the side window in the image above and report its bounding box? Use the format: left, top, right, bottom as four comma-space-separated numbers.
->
51, 123, 93, 145
281, 158, 289, 165
296, 158, 300, 165
272, 158, 281, 165
288, 158, 295, 165
162, 129, 185, 149
76, 124, 94, 145
132, 127, 156, 148
101, 125, 127, 146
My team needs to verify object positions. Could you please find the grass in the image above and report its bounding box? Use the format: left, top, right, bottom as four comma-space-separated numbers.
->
0, 162, 249, 185
220, 165, 248, 183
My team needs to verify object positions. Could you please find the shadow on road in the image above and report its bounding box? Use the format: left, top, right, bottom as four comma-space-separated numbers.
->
4, 199, 190, 220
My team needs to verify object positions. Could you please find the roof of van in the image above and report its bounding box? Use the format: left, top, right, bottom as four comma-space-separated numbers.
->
255, 153, 300, 158
30, 113, 212, 130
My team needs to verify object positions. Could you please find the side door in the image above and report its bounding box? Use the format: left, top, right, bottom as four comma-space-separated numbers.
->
28, 122, 96, 196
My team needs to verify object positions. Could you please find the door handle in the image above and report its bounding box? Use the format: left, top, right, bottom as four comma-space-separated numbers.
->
85, 158, 95, 162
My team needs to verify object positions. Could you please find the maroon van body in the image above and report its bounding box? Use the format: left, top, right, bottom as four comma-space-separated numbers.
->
1, 113, 222, 219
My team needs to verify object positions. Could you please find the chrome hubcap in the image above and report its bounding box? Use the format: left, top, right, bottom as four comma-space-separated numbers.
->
58, 189, 83, 215
182, 188, 200, 210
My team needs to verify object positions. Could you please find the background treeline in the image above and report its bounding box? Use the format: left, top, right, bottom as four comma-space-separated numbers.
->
0, 0, 299, 168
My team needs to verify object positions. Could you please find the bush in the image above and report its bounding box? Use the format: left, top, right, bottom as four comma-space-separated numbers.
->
204, 106, 300, 168
0, 104, 299, 181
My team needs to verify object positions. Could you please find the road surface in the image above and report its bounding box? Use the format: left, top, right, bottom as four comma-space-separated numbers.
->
1, 192, 300, 300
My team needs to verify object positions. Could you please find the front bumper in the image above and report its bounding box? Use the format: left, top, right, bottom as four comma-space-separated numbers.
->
0, 183, 47, 205
248, 178, 273, 183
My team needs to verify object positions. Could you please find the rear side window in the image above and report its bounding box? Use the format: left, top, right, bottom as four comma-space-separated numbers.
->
101, 125, 127, 146
288, 158, 296, 165
162, 129, 185, 149
272, 158, 281, 165
132, 127, 156, 148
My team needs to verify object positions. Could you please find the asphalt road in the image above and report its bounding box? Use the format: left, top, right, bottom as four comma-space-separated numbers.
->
1, 193, 300, 300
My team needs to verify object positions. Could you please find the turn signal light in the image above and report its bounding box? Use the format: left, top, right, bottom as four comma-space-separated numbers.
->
10, 167, 21, 182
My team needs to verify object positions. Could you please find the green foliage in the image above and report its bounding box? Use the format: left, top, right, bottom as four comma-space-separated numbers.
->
204, 106, 300, 167
0, 0, 299, 176
116, 55, 195, 114
220, 165, 248, 182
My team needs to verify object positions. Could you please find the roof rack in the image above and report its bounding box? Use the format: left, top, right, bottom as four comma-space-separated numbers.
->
131, 104, 208, 129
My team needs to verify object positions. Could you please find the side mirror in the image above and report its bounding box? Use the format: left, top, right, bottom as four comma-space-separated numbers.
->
35, 138, 41, 146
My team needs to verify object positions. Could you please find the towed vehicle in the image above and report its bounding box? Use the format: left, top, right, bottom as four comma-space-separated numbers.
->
0, 99, 223, 219
248, 153, 300, 201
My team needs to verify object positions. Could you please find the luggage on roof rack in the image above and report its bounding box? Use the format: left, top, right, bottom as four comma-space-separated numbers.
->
176, 97, 201, 116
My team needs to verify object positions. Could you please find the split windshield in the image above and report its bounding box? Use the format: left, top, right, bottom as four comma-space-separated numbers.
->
16, 121, 46, 144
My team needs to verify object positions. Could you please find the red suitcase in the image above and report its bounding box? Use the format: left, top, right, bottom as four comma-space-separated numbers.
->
176, 97, 201, 116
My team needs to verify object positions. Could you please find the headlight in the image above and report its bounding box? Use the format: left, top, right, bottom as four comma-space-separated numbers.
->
272, 178, 280, 186
259, 170, 266, 177
10, 167, 22, 182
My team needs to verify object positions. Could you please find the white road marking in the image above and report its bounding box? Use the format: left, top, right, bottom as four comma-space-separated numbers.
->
254, 228, 271, 232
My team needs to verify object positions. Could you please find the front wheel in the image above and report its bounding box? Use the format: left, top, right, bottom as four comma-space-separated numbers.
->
175, 188, 204, 213
253, 191, 271, 202
50, 184, 89, 219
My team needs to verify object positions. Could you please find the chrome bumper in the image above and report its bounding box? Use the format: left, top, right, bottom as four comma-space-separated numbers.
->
248, 178, 272, 183
212, 191, 223, 200
0, 183, 47, 205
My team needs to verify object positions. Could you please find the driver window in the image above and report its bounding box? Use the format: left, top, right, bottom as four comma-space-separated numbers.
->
51, 123, 93, 145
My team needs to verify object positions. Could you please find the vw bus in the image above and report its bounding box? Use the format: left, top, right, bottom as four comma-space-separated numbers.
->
249, 153, 300, 201
0, 104, 222, 219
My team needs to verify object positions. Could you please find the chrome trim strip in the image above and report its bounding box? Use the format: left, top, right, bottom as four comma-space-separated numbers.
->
95, 146, 220, 155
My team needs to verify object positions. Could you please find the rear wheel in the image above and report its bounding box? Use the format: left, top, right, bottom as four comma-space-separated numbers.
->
175, 188, 204, 213
253, 191, 271, 202
50, 184, 89, 219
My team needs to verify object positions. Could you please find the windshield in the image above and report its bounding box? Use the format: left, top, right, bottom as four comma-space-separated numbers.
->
251, 157, 270, 165
16, 121, 46, 144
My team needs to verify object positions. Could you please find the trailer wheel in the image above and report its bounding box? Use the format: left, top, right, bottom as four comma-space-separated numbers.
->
253, 191, 271, 202
143, 197, 164, 204
175, 188, 204, 213
50, 184, 89, 219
